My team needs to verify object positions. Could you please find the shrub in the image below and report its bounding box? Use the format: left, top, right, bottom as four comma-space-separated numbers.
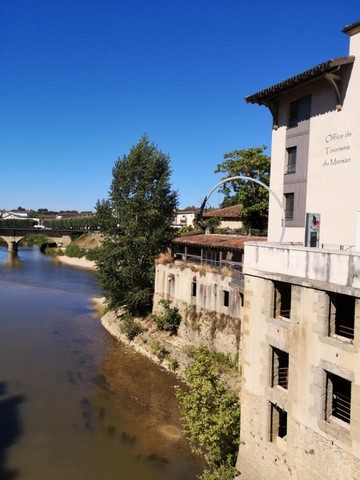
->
175, 346, 240, 476
199, 463, 239, 480
152, 299, 181, 335
120, 315, 142, 341
44, 245, 64, 256
156, 252, 174, 265
65, 243, 86, 258
85, 247, 101, 261
169, 358, 180, 371
149, 340, 170, 362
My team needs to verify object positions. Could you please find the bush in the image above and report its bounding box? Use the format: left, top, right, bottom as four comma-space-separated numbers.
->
200, 463, 239, 480
85, 247, 101, 261
149, 340, 170, 362
175, 346, 240, 476
152, 299, 181, 335
120, 315, 142, 341
64, 243, 87, 258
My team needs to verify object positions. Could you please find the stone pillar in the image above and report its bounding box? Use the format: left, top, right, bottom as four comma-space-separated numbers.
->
8, 241, 18, 253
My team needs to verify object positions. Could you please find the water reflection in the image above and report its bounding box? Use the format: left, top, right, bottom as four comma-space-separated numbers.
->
0, 382, 24, 480
0, 246, 202, 479
3, 252, 21, 268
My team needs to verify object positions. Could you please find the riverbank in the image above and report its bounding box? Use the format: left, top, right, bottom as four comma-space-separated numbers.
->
55, 254, 96, 270
100, 309, 189, 376
100, 307, 240, 393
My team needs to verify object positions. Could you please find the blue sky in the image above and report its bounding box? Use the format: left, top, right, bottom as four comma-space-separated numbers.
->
1, 0, 359, 211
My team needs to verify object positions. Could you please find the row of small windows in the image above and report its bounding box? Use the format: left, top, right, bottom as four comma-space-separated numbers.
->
270, 370, 351, 446
269, 281, 354, 445
273, 281, 356, 341
191, 281, 230, 307
269, 350, 352, 447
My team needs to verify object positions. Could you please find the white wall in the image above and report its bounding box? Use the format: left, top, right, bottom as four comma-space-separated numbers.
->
267, 31, 360, 248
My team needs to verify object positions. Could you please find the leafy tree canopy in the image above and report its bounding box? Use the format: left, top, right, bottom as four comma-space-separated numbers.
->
95, 134, 178, 316
215, 146, 270, 230
175, 346, 240, 479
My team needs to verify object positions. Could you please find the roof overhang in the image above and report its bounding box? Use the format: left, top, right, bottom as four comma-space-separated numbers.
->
245, 56, 355, 106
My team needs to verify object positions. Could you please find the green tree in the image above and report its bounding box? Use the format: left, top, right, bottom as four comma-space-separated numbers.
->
96, 135, 178, 316
175, 346, 240, 479
215, 146, 270, 231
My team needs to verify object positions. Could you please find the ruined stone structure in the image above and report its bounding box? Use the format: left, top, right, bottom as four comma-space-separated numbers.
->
237, 21, 360, 479
153, 235, 258, 359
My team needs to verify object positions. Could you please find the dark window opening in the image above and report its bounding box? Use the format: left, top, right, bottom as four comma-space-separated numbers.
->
240, 292, 244, 307
284, 193, 294, 220
191, 282, 197, 297
270, 403, 287, 441
223, 290, 229, 307
274, 281, 292, 319
328, 292, 355, 340
286, 147, 297, 174
325, 372, 351, 424
271, 347, 289, 389
288, 100, 299, 127
288, 95, 311, 127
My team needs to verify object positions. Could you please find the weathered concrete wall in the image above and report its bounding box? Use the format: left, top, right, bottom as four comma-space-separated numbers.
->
153, 262, 243, 359
237, 244, 360, 479
245, 242, 360, 294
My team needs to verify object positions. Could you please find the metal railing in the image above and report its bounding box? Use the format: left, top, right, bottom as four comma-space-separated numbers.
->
320, 244, 355, 252
332, 392, 351, 423
174, 252, 244, 286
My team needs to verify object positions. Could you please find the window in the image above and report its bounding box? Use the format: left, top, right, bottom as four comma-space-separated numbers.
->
328, 292, 355, 341
270, 403, 287, 442
191, 281, 197, 297
284, 193, 294, 219
325, 372, 351, 424
286, 147, 297, 174
288, 95, 311, 127
167, 274, 175, 296
271, 347, 289, 389
288, 99, 299, 127
273, 281, 291, 319
223, 290, 230, 307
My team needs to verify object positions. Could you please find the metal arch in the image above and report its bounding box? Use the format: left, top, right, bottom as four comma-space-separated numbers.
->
197, 175, 285, 244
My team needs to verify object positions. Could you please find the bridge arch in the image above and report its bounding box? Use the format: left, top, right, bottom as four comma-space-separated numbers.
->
0, 231, 73, 252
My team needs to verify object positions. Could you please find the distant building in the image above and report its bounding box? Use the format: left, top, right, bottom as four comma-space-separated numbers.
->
1, 211, 29, 219
237, 21, 360, 480
173, 208, 198, 229
203, 204, 243, 230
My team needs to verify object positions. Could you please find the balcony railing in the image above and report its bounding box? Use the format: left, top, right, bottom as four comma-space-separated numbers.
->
173, 252, 244, 288
320, 243, 355, 251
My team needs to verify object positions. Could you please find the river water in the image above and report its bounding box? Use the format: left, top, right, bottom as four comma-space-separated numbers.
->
0, 246, 202, 480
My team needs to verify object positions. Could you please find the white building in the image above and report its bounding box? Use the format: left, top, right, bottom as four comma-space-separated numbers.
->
173, 208, 198, 229
237, 21, 360, 480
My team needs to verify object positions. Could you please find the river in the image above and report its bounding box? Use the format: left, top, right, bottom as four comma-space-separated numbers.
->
0, 246, 202, 480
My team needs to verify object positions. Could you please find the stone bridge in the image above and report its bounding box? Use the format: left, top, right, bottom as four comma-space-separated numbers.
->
0, 228, 87, 252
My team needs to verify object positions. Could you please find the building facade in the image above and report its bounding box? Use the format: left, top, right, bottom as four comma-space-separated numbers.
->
237, 22, 360, 479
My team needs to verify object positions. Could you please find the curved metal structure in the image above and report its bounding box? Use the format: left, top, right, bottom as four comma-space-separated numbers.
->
197, 175, 285, 244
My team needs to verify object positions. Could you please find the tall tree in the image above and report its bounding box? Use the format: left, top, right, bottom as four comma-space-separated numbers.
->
96, 135, 178, 316
215, 146, 270, 231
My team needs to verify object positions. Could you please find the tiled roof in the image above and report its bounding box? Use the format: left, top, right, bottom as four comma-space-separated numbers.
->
172, 234, 266, 250
245, 56, 354, 105
342, 21, 360, 35
203, 204, 242, 218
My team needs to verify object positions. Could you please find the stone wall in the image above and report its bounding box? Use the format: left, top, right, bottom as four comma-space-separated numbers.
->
237, 252, 360, 480
153, 262, 243, 360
